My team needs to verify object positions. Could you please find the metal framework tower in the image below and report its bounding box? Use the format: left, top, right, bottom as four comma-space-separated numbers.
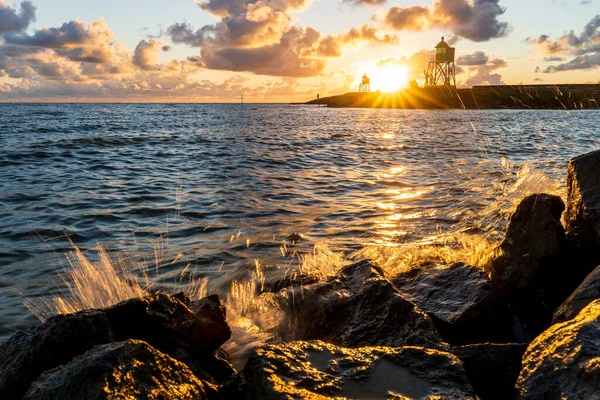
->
358, 74, 371, 92
425, 37, 456, 88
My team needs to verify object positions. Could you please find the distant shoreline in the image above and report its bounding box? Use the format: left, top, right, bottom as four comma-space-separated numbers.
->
304, 84, 600, 110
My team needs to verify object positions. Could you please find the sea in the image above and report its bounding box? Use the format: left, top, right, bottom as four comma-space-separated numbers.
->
0, 103, 599, 349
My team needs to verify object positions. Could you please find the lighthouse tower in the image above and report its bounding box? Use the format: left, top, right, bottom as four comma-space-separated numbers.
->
358, 74, 371, 92
425, 37, 456, 88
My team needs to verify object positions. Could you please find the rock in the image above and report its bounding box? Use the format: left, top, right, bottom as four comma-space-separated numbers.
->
393, 262, 513, 345
277, 260, 446, 350
566, 150, 600, 251
229, 341, 476, 399
261, 272, 320, 294
488, 193, 569, 336
516, 299, 600, 399
0, 292, 233, 399
24, 340, 213, 400
0, 310, 113, 400
453, 343, 527, 400
553, 264, 600, 323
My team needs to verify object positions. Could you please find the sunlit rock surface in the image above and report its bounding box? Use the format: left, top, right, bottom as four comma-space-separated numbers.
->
553, 264, 600, 323
453, 343, 527, 400
24, 340, 212, 400
489, 193, 568, 336
277, 260, 446, 350
228, 341, 475, 399
0, 292, 233, 399
516, 299, 600, 399
566, 150, 600, 250
393, 262, 513, 345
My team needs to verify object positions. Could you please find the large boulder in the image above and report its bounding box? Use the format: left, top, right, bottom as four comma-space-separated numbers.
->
453, 343, 527, 400
24, 340, 213, 400
488, 193, 569, 336
553, 264, 600, 323
566, 150, 600, 251
0, 292, 233, 399
229, 341, 476, 399
277, 260, 446, 350
516, 299, 600, 399
393, 262, 514, 345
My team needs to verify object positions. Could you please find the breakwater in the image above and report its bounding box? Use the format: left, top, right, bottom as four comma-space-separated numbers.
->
306, 84, 600, 109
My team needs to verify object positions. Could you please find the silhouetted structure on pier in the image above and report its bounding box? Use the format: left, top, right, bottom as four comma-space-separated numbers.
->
425, 37, 456, 88
359, 74, 371, 92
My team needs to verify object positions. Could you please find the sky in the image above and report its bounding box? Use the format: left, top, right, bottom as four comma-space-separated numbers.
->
0, 0, 598, 102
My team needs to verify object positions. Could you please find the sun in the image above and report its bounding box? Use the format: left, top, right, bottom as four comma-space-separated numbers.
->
370, 66, 409, 92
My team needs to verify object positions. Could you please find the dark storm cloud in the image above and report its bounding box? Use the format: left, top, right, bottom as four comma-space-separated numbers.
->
382, 0, 510, 42
0, 0, 35, 35
5, 20, 91, 48
456, 51, 489, 66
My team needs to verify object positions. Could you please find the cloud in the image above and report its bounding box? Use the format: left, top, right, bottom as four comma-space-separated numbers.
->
381, 0, 510, 42
544, 53, 600, 72
198, 26, 325, 77
456, 51, 489, 65
343, 0, 387, 6
543, 56, 565, 62
133, 39, 165, 71
0, 0, 35, 35
168, 0, 397, 77
196, 0, 312, 18
464, 58, 507, 86
314, 24, 398, 57
529, 15, 599, 72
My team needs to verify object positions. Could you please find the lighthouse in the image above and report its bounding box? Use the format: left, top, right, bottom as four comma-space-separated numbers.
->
358, 74, 371, 92
425, 37, 456, 88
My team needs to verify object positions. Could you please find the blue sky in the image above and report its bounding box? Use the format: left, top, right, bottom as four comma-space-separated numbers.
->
0, 0, 598, 101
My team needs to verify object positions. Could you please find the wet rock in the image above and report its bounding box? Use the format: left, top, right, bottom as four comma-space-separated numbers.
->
0, 310, 113, 400
566, 150, 600, 251
278, 260, 446, 350
488, 193, 569, 336
24, 340, 212, 400
553, 264, 600, 323
453, 343, 527, 400
230, 341, 475, 399
261, 272, 319, 294
516, 299, 600, 399
0, 292, 233, 399
393, 262, 513, 345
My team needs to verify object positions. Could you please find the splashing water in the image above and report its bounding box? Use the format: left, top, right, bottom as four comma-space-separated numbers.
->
22, 159, 567, 370
26, 245, 149, 322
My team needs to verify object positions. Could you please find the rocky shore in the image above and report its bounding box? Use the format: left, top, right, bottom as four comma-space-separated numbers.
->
3, 150, 600, 399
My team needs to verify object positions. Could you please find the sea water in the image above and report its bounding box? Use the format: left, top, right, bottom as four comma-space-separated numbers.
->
0, 103, 598, 349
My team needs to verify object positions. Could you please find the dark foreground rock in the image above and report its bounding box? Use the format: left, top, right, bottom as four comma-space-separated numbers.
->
453, 343, 527, 400
226, 340, 475, 399
277, 260, 446, 350
24, 340, 213, 400
553, 264, 600, 323
393, 262, 513, 345
0, 292, 232, 399
566, 150, 600, 253
488, 193, 569, 337
516, 299, 600, 399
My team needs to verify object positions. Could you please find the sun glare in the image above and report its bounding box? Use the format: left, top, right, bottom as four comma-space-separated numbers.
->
371, 66, 409, 92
